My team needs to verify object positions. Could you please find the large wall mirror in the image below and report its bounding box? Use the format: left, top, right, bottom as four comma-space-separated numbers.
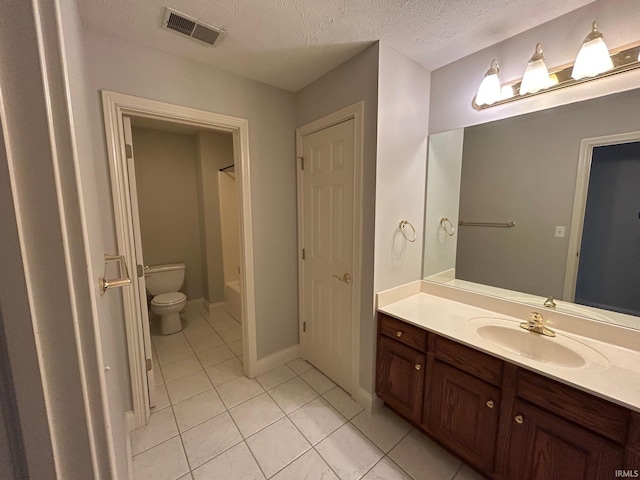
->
423, 87, 640, 331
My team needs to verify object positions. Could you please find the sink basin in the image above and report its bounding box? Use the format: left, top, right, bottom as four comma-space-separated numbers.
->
467, 317, 609, 369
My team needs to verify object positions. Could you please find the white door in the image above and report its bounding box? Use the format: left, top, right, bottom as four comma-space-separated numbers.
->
300, 119, 355, 393
123, 116, 156, 406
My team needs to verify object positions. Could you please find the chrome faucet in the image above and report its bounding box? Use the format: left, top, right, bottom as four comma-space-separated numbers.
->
544, 296, 556, 309
520, 312, 556, 337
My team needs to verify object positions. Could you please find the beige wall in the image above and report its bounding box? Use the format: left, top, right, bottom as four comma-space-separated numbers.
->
296, 43, 432, 394
196, 131, 234, 304
296, 43, 380, 393
84, 31, 299, 359
132, 127, 205, 300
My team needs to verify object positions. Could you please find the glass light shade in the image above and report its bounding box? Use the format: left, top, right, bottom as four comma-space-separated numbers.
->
571, 22, 613, 79
520, 43, 553, 94
475, 60, 502, 106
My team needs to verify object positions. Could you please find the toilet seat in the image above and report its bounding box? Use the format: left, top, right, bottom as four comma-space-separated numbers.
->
151, 292, 186, 307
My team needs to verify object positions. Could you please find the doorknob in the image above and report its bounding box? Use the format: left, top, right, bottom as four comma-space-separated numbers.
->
99, 254, 132, 295
332, 273, 352, 284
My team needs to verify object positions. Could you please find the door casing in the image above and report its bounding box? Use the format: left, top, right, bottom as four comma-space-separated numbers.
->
296, 102, 364, 400
102, 91, 257, 428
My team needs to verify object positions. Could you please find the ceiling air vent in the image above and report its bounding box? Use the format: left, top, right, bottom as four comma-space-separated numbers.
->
163, 8, 223, 46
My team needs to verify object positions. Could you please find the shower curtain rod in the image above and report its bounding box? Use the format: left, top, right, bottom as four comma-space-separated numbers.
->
219, 164, 235, 172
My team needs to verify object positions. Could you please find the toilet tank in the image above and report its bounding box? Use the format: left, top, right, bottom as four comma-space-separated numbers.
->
145, 263, 185, 296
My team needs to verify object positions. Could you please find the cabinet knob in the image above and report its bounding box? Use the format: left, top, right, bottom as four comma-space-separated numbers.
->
414, 364, 422, 371
396, 331, 403, 337
486, 400, 494, 409
514, 415, 524, 424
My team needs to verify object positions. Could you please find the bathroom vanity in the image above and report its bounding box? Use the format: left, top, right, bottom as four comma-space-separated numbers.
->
376, 281, 640, 480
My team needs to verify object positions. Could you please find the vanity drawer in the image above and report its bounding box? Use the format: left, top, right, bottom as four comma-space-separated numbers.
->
379, 314, 427, 351
516, 368, 629, 444
433, 335, 503, 387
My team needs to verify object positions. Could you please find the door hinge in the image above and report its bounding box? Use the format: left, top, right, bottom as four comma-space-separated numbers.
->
137, 264, 144, 278
298, 156, 304, 170
302, 248, 305, 260
145, 358, 152, 371
303, 321, 306, 333
125, 144, 133, 159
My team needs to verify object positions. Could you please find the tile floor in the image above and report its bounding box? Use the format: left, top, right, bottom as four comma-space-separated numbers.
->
132, 308, 487, 480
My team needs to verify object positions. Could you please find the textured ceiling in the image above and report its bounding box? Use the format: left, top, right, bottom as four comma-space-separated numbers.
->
77, 0, 595, 92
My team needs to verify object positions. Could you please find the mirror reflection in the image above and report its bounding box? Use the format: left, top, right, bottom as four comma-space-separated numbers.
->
424, 88, 640, 330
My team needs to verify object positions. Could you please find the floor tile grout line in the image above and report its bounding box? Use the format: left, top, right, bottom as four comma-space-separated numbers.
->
257, 374, 355, 479
140, 382, 392, 478
147, 322, 421, 480
382, 430, 418, 480
235, 361, 344, 478
221, 383, 273, 479
449, 462, 465, 480
184, 434, 245, 476
172, 402, 195, 477
309, 444, 343, 480
129, 419, 182, 458
273, 410, 343, 478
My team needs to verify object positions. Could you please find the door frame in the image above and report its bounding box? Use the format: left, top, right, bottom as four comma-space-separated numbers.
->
102, 91, 258, 427
296, 102, 364, 397
563, 130, 640, 302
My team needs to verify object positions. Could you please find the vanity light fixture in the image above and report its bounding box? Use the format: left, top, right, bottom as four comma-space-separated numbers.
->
475, 60, 502, 106
520, 43, 553, 94
472, 21, 640, 110
571, 22, 614, 79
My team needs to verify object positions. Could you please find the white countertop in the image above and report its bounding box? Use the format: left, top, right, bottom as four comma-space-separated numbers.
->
378, 285, 640, 413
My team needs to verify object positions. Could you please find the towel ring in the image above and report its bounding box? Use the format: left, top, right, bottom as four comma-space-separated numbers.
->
399, 220, 417, 242
440, 217, 455, 237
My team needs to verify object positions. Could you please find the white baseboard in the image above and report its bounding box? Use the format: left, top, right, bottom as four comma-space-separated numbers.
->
209, 301, 226, 315
125, 410, 136, 433
353, 387, 383, 413
255, 344, 301, 377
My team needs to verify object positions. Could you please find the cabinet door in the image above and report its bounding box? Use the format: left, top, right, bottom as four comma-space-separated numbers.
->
507, 399, 624, 480
376, 336, 425, 422
426, 360, 500, 474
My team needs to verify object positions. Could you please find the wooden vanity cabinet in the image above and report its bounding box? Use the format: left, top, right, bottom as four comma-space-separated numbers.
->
376, 313, 639, 480
423, 334, 503, 474
376, 315, 426, 423
425, 360, 500, 474
505, 399, 624, 480
627, 413, 640, 470
501, 368, 628, 479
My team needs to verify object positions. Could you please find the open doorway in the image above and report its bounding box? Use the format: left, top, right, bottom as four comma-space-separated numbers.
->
574, 141, 640, 316
102, 91, 257, 428
128, 117, 244, 405
564, 131, 640, 319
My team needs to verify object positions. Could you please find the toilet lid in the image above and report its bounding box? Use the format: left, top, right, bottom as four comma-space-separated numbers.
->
151, 292, 186, 306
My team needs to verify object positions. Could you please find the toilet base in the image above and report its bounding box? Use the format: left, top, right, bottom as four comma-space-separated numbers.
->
160, 311, 183, 335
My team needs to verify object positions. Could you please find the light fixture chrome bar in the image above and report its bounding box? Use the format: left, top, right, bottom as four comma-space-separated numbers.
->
473, 42, 640, 110
458, 221, 515, 228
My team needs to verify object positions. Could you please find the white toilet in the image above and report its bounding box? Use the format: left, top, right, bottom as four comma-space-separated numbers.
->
145, 263, 187, 335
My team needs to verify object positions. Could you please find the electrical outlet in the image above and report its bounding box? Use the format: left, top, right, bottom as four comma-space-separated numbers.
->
555, 226, 566, 238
